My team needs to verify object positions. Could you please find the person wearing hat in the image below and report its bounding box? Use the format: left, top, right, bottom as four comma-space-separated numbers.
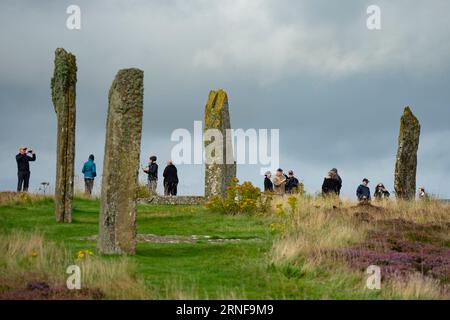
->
82, 154, 97, 196
16, 146, 36, 192
286, 170, 299, 194
264, 171, 273, 192
143, 155, 158, 194
356, 178, 371, 202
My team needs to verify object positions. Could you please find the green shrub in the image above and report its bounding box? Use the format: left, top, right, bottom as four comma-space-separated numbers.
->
206, 178, 271, 215
136, 183, 152, 199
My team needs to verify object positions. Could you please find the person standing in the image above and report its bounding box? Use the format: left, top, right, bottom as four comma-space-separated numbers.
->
16, 147, 36, 192
264, 171, 273, 192
374, 183, 390, 200
322, 171, 340, 196
82, 154, 97, 196
163, 160, 178, 196
272, 168, 287, 195
285, 170, 299, 194
356, 178, 371, 202
330, 168, 342, 195
143, 155, 158, 194
418, 187, 427, 200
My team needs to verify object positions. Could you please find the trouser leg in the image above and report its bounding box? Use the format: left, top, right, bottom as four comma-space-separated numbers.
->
171, 182, 178, 196
84, 178, 89, 195
164, 181, 169, 196
23, 172, 30, 192
85, 178, 94, 196
17, 172, 24, 192
148, 179, 157, 194
89, 179, 94, 195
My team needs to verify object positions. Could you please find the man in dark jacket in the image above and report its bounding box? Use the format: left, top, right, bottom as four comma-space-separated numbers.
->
322, 171, 340, 196
264, 171, 273, 192
16, 146, 36, 192
286, 170, 299, 194
143, 155, 158, 194
163, 160, 178, 196
356, 178, 371, 202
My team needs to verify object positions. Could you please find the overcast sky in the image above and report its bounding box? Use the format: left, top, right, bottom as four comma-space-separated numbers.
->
0, 0, 449, 198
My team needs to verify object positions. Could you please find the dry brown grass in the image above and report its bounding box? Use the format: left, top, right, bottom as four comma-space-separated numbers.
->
0, 192, 53, 207
270, 195, 450, 299
386, 273, 446, 299
0, 232, 151, 299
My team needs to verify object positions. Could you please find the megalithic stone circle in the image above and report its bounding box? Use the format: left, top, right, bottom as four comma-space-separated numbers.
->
51, 48, 77, 223
98, 68, 144, 254
394, 106, 421, 200
204, 89, 236, 198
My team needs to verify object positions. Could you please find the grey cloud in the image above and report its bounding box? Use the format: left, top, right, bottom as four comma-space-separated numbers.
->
0, 0, 449, 198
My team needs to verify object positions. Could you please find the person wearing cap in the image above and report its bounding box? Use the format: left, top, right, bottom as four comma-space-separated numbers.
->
356, 178, 371, 202
286, 170, 299, 194
272, 168, 287, 195
264, 171, 273, 192
143, 155, 158, 194
16, 146, 36, 192
330, 168, 342, 195
82, 154, 97, 196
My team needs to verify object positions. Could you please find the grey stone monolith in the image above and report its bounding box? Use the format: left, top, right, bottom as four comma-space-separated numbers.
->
394, 106, 421, 200
98, 68, 144, 254
51, 48, 77, 223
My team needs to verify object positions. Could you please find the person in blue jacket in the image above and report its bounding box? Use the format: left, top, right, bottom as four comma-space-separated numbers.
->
356, 178, 371, 202
82, 154, 96, 196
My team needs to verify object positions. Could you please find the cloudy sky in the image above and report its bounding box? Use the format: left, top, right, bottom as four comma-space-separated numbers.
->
1, 0, 449, 198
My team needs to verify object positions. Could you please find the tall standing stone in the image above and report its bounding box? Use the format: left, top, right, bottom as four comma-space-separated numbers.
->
394, 106, 421, 200
204, 89, 236, 198
51, 48, 77, 223
98, 68, 144, 254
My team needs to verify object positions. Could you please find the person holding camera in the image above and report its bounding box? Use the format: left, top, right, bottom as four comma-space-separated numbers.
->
16, 146, 36, 192
143, 155, 158, 194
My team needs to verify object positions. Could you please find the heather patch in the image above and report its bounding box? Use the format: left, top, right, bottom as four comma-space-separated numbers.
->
337, 219, 450, 284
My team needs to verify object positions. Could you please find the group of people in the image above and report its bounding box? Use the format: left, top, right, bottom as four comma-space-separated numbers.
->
14, 147, 179, 197
142, 156, 179, 196
82, 154, 179, 197
14, 146, 429, 200
264, 169, 300, 195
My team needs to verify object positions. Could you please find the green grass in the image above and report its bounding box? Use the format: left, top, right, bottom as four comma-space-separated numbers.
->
0, 197, 379, 299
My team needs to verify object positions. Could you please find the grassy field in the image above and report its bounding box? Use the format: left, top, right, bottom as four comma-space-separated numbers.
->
0, 192, 448, 299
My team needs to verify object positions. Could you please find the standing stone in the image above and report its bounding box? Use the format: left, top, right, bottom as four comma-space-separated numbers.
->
394, 106, 421, 200
98, 68, 144, 254
51, 48, 77, 223
204, 89, 236, 198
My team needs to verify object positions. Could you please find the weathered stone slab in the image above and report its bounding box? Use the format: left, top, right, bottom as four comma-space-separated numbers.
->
394, 106, 421, 200
98, 68, 144, 254
138, 196, 205, 205
204, 89, 236, 198
51, 48, 77, 223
